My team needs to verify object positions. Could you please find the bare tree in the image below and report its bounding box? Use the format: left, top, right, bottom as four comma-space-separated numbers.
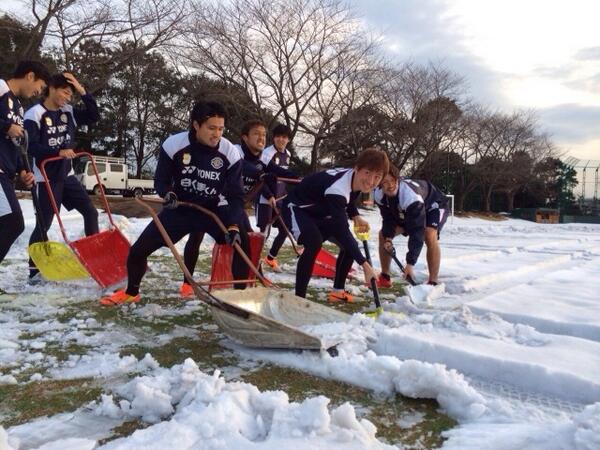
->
20, 0, 188, 89
181, 0, 380, 169
496, 132, 556, 210
370, 62, 468, 173
470, 110, 542, 212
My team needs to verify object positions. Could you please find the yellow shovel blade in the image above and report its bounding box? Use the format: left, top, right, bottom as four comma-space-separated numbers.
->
28, 242, 90, 281
353, 226, 370, 242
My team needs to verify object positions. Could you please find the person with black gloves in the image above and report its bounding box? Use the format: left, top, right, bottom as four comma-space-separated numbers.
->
24, 72, 100, 283
374, 164, 449, 287
100, 100, 247, 305
0, 61, 49, 270
178, 119, 298, 296
236, 120, 298, 227
282, 148, 388, 301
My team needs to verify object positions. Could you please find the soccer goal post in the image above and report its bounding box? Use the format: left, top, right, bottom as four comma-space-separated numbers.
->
446, 194, 455, 224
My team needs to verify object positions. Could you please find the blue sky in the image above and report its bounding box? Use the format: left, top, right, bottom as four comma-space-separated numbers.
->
352, 0, 600, 160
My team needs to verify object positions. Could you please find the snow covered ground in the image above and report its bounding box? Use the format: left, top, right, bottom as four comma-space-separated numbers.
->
1, 199, 599, 449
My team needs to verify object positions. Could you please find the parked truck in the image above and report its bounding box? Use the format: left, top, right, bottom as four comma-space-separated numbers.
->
75, 155, 155, 197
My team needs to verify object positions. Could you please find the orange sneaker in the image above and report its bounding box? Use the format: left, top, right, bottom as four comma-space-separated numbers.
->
100, 289, 140, 306
328, 290, 354, 303
179, 282, 194, 298
263, 256, 282, 272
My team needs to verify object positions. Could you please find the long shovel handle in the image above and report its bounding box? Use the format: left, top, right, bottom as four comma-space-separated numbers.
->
178, 201, 274, 288
271, 205, 357, 280
361, 239, 382, 310
385, 247, 417, 286
38, 152, 117, 243
142, 197, 274, 288
135, 197, 249, 319
271, 205, 302, 257
370, 277, 382, 310
13, 131, 49, 242
276, 177, 301, 184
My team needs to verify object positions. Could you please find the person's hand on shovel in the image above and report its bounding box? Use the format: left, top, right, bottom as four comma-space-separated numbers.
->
353, 227, 380, 288
225, 225, 242, 247
19, 170, 35, 189
403, 263, 417, 283
352, 215, 370, 234
267, 195, 277, 209
163, 192, 178, 209
383, 237, 394, 252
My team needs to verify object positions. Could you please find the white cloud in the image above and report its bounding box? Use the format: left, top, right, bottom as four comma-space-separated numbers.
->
352, 0, 600, 157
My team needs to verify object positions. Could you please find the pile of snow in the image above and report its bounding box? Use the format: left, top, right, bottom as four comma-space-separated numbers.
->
91, 358, 394, 449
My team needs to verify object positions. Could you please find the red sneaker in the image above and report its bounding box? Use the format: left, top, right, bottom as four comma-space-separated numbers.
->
100, 289, 140, 306
377, 273, 392, 288
180, 282, 194, 298
327, 290, 354, 303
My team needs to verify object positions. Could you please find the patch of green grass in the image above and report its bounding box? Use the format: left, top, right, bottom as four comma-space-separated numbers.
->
241, 364, 455, 448
119, 333, 237, 370
193, 256, 214, 276
269, 246, 298, 266
44, 342, 93, 362
368, 397, 456, 448
82, 299, 209, 336
0, 378, 102, 427
98, 420, 150, 445
18, 331, 45, 341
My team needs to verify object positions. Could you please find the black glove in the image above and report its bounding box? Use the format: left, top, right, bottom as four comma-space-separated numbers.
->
163, 192, 178, 209
224, 226, 241, 247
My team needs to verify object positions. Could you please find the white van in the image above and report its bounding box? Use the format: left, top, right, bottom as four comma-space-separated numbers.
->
75, 156, 155, 197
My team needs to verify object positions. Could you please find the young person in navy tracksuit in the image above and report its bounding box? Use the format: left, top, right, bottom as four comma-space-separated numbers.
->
283, 148, 388, 301
179, 119, 298, 296
102, 101, 247, 305
374, 164, 449, 286
24, 73, 100, 283
0, 61, 49, 273
236, 120, 298, 229
258, 124, 296, 272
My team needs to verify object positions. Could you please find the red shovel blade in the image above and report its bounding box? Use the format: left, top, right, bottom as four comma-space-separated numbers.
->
70, 228, 130, 288
209, 232, 264, 291
311, 248, 356, 279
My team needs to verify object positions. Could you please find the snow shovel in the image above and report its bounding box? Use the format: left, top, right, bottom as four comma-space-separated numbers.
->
14, 132, 89, 281
386, 246, 445, 305
36, 152, 130, 288
209, 231, 265, 291
354, 229, 384, 317
135, 197, 348, 352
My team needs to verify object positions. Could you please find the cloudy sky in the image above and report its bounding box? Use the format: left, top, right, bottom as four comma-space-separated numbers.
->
3, 0, 599, 160
353, 0, 600, 160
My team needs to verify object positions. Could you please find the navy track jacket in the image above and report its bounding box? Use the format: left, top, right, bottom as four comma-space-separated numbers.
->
154, 132, 244, 228
374, 179, 448, 265
236, 142, 297, 200
24, 94, 99, 182
286, 168, 366, 265
0, 80, 26, 176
